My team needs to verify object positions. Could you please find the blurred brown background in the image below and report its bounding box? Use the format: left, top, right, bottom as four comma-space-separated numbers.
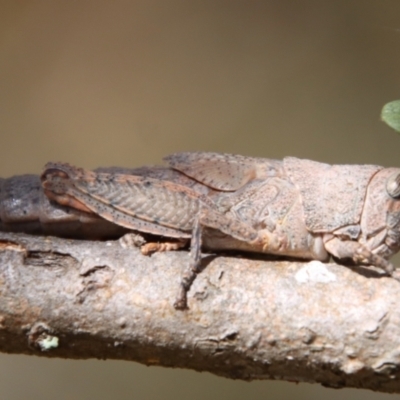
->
1, 1, 400, 399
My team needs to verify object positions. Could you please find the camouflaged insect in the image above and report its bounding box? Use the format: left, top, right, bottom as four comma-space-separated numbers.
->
1, 152, 400, 309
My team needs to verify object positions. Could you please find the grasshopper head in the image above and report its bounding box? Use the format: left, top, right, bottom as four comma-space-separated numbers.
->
384, 170, 400, 255
386, 171, 400, 199
360, 168, 400, 260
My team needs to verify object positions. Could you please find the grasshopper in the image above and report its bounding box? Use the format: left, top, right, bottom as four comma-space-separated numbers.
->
1, 152, 400, 309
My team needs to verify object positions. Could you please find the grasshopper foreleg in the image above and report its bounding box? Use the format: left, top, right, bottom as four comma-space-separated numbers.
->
324, 236, 395, 275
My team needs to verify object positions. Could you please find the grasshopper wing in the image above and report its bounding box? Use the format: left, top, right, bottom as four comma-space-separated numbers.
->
41, 162, 260, 244
41, 163, 208, 238
164, 152, 280, 191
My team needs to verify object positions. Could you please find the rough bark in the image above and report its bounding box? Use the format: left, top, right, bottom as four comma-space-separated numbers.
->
0, 231, 400, 393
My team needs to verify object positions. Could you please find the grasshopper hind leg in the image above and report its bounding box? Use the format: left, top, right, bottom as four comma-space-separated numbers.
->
174, 217, 202, 310
174, 206, 261, 310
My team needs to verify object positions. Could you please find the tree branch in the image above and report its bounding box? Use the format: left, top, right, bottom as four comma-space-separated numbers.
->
1, 231, 400, 393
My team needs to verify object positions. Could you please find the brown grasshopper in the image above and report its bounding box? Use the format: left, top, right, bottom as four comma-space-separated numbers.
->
1, 152, 400, 309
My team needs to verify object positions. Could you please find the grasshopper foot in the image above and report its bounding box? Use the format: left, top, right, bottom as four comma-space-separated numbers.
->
141, 239, 188, 255
174, 266, 199, 310
173, 290, 189, 310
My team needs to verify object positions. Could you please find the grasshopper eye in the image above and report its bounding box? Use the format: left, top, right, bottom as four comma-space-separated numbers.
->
386, 172, 400, 198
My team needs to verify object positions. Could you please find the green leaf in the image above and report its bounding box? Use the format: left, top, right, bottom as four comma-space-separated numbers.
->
381, 100, 400, 133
